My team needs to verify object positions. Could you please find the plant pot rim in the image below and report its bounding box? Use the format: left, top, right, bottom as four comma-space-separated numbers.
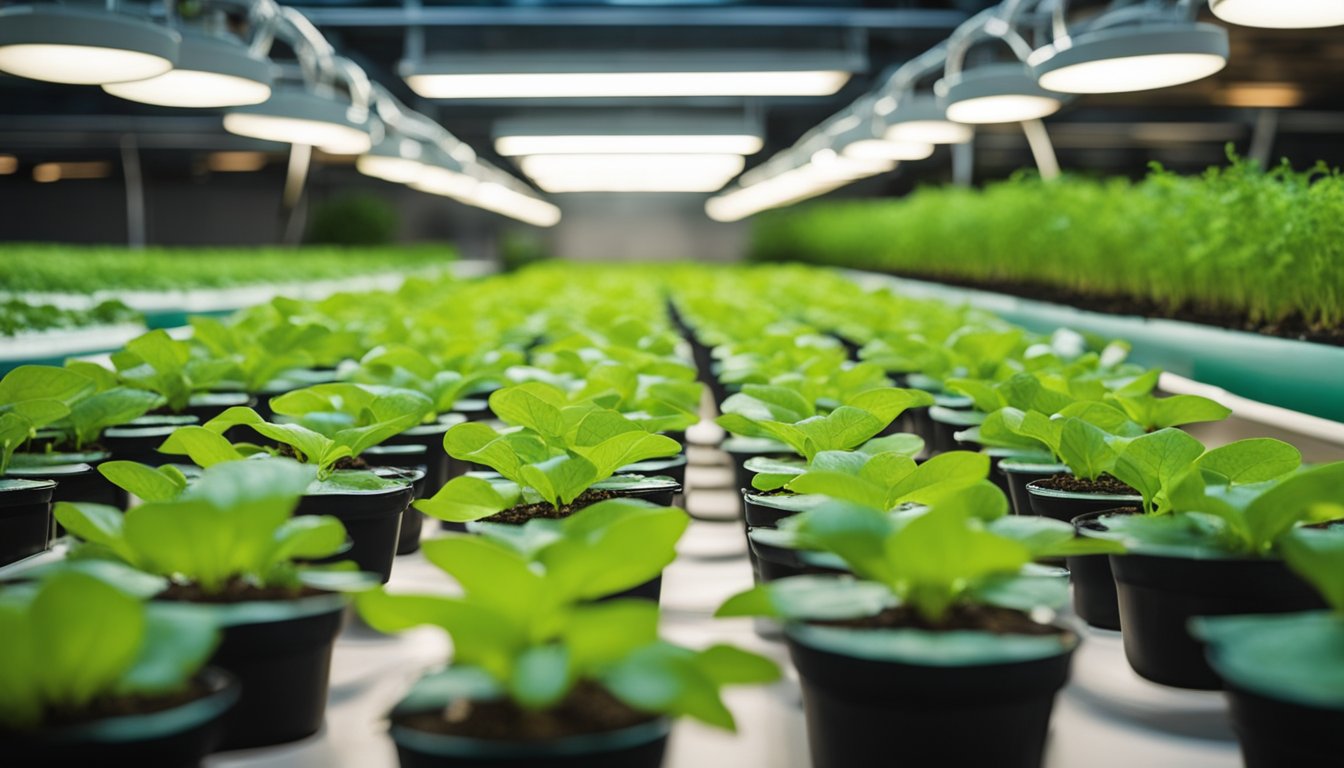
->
720, 435, 793, 455
784, 617, 1080, 668
177, 590, 348, 628
306, 469, 418, 497
15, 666, 239, 745
11, 450, 110, 468
1025, 481, 1141, 503
982, 447, 1054, 461
743, 491, 828, 513
189, 391, 253, 406
998, 459, 1068, 473
364, 444, 429, 456
1082, 510, 1284, 562
0, 477, 57, 494
389, 710, 670, 759
6, 461, 96, 478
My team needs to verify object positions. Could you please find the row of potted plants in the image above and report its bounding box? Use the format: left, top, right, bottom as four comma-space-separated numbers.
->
2, 260, 1340, 766
668, 264, 1343, 766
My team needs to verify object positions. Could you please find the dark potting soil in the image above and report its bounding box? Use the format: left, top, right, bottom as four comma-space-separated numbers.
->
34, 678, 212, 728
482, 488, 621, 525
275, 444, 367, 470
871, 270, 1344, 347
813, 604, 1064, 638
1035, 474, 1137, 495
395, 681, 655, 742
157, 577, 326, 604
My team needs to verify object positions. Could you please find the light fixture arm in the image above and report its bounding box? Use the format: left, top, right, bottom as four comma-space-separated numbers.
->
946, 0, 1050, 77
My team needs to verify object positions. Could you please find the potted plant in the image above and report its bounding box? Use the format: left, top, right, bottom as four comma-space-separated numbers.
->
1191, 527, 1344, 767
53, 458, 367, 749
0, 569, 237, 766
1083, 457, 1341, 689
156, 398, 430, 582
268, 382, 440, 555
716, 384, 933, 524
9, 362, 161, 512
715, 487, 1088, 768
187, 312, 335, 418
415, 383, 683, 528
356, 508, 779, 767
110, 329, 245, 423
467, 497, 687, 602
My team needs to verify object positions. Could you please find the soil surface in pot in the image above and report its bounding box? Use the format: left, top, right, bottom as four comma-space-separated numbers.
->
397, 681, 654, 742
482, 489, 624, 525
37, 679, 213, 728
814, 604, 1063, 637
1035, 474, 1136, 495
1077, 506, 1140, 530
158, 578, 326, 604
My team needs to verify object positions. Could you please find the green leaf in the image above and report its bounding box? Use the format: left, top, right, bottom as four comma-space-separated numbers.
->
98, 460, 187, 502
968, 572, 1070, 613
1149, 394, 1231, 429
793, 502, 901, 585
0, 365, 95, 408
573, 430, 680, 479
599, 642, 736, 731
693, 645, 781, 685
715, 575, 897, 621
562, 600, 660, 670
793, 406, 886, 459
1197, 438, 1301, 486
1108, 428, 1205, 514
988, 515, 1126, 559
53, 502, 136, 564
1244, 462, 1344, 553
1056, 418, 1118, 481
857, 433, 924, 457
33, 571, 144, 710
1279, 528, 1344, 612
509, 645, 572, 710
268, 515, 348, 562
540, 500, 688, 601
119, 603, 219, 695
156, 425, 246, 467
1193, 612, 1344, 709
421, 536, 549, 625
842, 387, 935, 425
67, 387, 161, 448
416, 475, 516, 523
738, 384, 814, 421
489, 383, 568, 440
521, 455, 597, 508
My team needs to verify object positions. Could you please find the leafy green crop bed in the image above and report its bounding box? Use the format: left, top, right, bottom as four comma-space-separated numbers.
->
0, 299, 143, 337
0, 244, 455, 295
751, 156, 1344, 345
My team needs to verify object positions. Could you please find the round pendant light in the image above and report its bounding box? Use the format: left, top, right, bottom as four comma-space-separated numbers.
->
104, 31, 272, 108
358, 137, 431, 184
941, 63, 1063, 125
224, 87, 374, 154
1031, 23, 1229, 94
840, 138, 934, 163
1210, 0, 1344, 29
881, 95, 975, 145
0, 5, 178, 85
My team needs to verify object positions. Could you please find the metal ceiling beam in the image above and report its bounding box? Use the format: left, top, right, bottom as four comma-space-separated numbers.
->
291, 5, 970, 29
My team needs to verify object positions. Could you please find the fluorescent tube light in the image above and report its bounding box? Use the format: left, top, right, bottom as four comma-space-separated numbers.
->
497, 134, 763, 157
0, 5, 178, 85
840, 139, 934, 163
358, 137, 431, 184
881, 95, 974, 145
403, 51, 859, 99
1030, 23, 1228, 95
519, 153, 745, 193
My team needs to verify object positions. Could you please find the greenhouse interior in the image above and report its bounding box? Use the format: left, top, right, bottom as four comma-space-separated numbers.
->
1, 0, 1343, 766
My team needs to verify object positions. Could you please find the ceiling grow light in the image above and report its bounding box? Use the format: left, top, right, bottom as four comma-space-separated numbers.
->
519, 153, 746, 194
224, 86, 374, 154
0, 4, 178, 85
941, 63, 1063, 125
357, 136, 431, 184
104, 30, 273, 108
881, 95, 975, 145
1030, 22, 1229, 94
1209, 0, 1344, 29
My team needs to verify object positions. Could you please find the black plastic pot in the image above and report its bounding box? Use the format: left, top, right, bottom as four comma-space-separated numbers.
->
381, 416, 462, 497
8, 452, 126, 508
0, 478, 54, 566
1026, 481, 1141, 524
928, 405, 982, 455
722, 438, 794, 506
1109, 552, 1328, 690
297, 475, 415, 583
181, 391, 256, 423
786, 625, 1075, 768
742, 492, 801, 529
998, 460, 1068, 517
440, 479, 682, 534
102, 415, 200, 467
1, 667, 239, 768
1066, 508, 1137, 631
452, 397, 493, 423
391, 714, 669, 768
206, 594, 345, 750
748, 529, 846, 583
984, 449, 1052, 505
1223, 683, 1344, 768
363, 448, 432, 556
608, 574, 663, 603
